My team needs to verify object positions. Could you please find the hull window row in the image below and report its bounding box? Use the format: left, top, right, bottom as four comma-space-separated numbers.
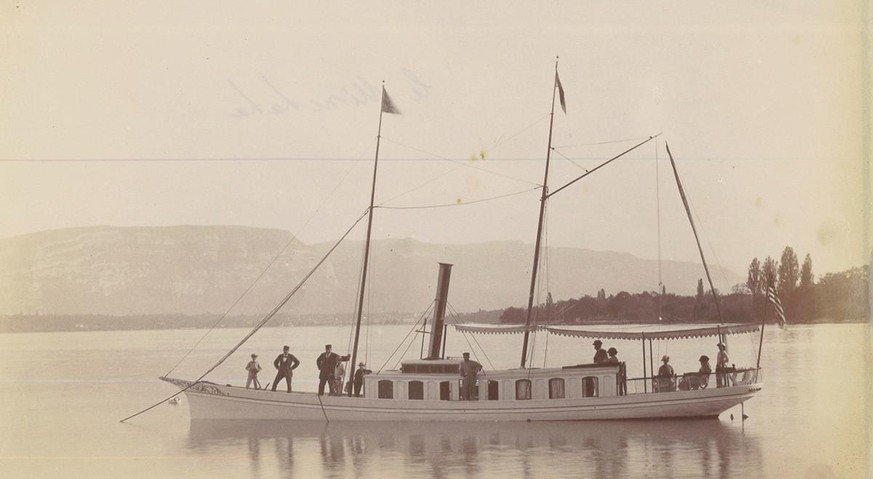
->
375, 377, 600, 400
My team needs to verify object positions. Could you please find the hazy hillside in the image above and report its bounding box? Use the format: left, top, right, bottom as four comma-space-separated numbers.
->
0, 226, 740, 316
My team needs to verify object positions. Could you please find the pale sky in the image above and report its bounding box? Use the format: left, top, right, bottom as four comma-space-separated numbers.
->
1, 1, 869, 284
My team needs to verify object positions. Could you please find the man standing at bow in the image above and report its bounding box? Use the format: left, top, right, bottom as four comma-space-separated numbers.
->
271, 345, 300, 392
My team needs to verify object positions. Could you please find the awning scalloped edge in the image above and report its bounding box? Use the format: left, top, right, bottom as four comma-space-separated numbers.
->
452, 323, 760, 339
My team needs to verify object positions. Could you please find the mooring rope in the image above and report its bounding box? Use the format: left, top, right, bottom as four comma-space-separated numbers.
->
316, 393, 330, 423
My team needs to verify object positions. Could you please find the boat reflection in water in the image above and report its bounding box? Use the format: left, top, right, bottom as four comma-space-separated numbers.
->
187, 419, 762, 477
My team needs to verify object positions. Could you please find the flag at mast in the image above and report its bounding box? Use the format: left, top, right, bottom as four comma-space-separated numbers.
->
767, 286, 787, 327
555, 71, 567, 114
381, 86, 401, 114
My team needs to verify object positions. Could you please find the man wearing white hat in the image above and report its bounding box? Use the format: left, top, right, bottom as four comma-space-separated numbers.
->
245, 353, 262, 389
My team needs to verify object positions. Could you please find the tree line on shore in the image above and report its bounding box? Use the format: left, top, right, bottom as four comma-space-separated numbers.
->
2, 246, 866, 333
0, 312, 416, 333
495, 246, 869, 325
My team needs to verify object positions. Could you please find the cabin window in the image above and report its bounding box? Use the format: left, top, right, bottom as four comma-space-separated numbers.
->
440, 381, 451, 400
549, 378, 565, 399
582, 377, 598, 398
408, 380, 424, 400
515, 379, 532, 400
378, 380, 394, 399
487, 380, 499, 400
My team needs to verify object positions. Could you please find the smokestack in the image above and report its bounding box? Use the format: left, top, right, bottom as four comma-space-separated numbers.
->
427, 263, 453, 359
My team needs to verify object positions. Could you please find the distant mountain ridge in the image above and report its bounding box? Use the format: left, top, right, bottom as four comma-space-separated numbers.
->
0, 226, 740, 316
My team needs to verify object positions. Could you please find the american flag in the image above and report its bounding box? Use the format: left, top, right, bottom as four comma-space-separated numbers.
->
767, 286, 787, 327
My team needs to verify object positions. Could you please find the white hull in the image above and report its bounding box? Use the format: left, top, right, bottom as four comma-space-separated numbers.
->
163, 377, 761, 422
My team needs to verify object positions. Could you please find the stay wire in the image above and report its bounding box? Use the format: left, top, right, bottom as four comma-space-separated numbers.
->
120, 210, 368, 423
377, 162, 467, 206
542, 206, 551, 368
161, 233, 303, 377
446, 303, 495, 370
655, 139, 664, 319
345, 209, 376, 388
547, 134, 661, 199
346, 232, 369, 358
365, 241, 376, 363
454, 324, 483, 366
376, 303, 434, 373
380, 136, 540, 187
554, 135, 653, 149
526, 200, 550, 376
688, 194, 732, 295
394, 328, 424, 370
163, 158, 362, 377
527, 304, 539, 380
376, 187, 539, 210
487, 113, 551, 154
381, 313, 426, 372
551, 148, 590, 172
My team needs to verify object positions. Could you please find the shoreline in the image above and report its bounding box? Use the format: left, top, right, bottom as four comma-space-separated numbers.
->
0, 314, 865, 334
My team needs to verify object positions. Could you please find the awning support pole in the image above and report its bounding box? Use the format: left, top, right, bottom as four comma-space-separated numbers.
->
649, 338, 655, 382
641, 332, 647, 393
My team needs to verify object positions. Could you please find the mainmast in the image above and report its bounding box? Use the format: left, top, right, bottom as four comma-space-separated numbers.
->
520, 62, 565, 368
348, 85, 399, 394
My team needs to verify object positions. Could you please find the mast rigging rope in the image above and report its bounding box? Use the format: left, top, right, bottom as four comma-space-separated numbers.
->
376, 186, 539, 210
120, 209, 369, 423
163, 158, 363, 377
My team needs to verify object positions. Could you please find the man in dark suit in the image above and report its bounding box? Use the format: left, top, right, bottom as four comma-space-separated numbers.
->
352, 362, 372, 397
316, 344, 349, 396
592, 340, 608, 363
271, 345, 300, 392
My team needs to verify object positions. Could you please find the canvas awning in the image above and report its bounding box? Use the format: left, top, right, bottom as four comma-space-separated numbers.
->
452, 323, 543, 335
545, 323, 760, 341
453, 323, 759, 339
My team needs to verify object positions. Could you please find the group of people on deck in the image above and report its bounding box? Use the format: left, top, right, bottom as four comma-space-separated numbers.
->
243, 344, 371, 396
242, 339, 737, 397
655, 342, 734, 392
591, 339, 621, 365
589, 339, 735, 392
243, 344, 488, 400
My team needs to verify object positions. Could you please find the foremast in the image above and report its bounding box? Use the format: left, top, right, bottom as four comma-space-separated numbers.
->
349, 85, 399, 393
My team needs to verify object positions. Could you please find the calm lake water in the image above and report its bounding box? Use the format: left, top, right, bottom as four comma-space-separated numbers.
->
0, 323, 868, 478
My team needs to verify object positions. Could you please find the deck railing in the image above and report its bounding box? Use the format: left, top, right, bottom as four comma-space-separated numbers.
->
621, 367, 761, 395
